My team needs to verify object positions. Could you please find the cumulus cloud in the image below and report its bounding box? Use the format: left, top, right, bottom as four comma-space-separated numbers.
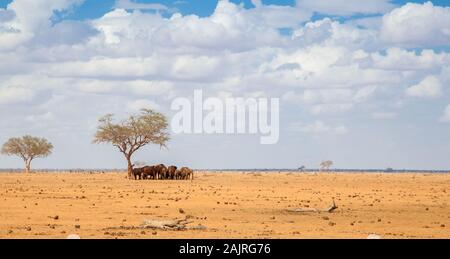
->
1, 0, 450, 168
405, 76, 443, 98
31, 20, 98, 46
92, 0, 308, 51
292, 18, 380, 49
380, 2, 450, 47
0, 0, 83, 50
371, 48, 449, 71
2, 1, 449, 116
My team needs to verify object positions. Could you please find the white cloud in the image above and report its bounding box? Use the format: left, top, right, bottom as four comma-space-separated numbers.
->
0, 0, 83, 49
297, 0, 395, 16
405, 76, 443, 98
372, 112, 397, 120
292, 18, 380, 49
291, 120, 348, 135
92, 0, 307, 51
310, 103, 354, 115
440, 105, 450, 122
76, 79, 173, 96
25, 112, 54, 123
128, 99, 161, 111
380, 2, 450, 47
0, 86, 35, 104
371, 48, 449, 71
115, 0, 168, 11
0, 8, 15, 22
348, 16, 382, 30
246, 1, 311, 28
282, 85, 376, 115
130, 81, 173, 96
1, 0, 450, 169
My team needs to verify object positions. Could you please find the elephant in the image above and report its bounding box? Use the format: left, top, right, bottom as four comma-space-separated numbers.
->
175, 169, 182, 180
131, 167, 144, 180
179, 167, 194, 180
153, 164, 167, 180
141, 166, 157, 180
167, 166, 177, 180
134, 164, 192, 180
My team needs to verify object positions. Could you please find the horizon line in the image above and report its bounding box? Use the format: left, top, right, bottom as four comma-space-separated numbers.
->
0, 168, 449, 173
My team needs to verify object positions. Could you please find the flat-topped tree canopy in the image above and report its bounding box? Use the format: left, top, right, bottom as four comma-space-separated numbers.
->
1, 135, 53, 173
93, 108, 170, 179
320, 160, 333, 171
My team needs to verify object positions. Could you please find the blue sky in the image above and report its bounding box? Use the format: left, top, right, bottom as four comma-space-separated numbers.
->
2, 0, 450, 19
1, 0, 450, 170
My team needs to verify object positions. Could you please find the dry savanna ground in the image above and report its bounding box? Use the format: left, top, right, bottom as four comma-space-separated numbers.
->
0, 171, 449, 239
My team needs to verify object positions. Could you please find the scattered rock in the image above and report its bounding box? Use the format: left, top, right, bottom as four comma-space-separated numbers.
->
286, 200, 338, 213
141, 218, 191, 230
191, 224, 207, 230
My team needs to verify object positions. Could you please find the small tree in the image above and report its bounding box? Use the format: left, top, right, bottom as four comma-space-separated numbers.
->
1, 135, 53, 173
320, 160, 333, 171
93, 109, 170, 179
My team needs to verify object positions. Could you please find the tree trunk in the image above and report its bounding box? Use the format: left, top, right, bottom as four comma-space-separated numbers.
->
25, 160, 31, 174
126, 155, 133, 179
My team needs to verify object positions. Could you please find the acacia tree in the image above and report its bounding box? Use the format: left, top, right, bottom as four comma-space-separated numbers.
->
320, 160, 333, 171
1, 135, 53, 173
93, 109, 170, 179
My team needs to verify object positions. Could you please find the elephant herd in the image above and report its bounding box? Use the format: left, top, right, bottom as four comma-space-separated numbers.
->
131, 164, 193, 180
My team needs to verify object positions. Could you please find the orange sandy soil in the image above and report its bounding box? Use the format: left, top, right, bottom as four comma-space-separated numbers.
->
0, 171, 449, 239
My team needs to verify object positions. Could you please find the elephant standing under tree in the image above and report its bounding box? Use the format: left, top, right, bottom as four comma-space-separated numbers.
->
92, 109, 170, 179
